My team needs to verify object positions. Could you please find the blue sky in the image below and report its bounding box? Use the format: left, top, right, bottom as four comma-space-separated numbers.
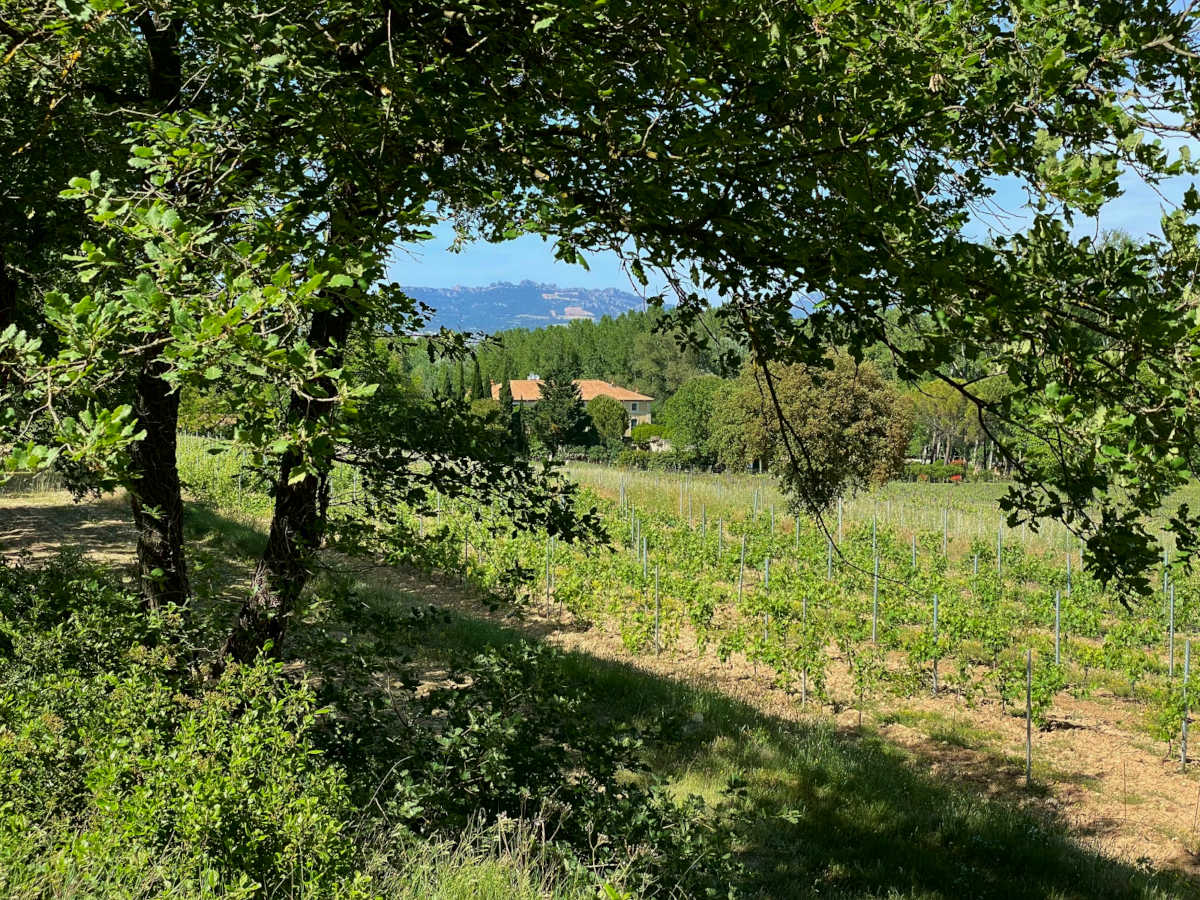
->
386, 168, 1196, 293
387, 225, 643, 293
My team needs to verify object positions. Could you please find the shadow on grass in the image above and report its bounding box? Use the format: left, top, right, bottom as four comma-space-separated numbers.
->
171, 503, 1191, 898
304, 585, 1190, 899
184, 502, 268, 561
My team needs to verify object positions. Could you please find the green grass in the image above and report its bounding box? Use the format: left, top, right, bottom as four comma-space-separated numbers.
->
876, 707, 1002, 750
13, 493, 1191, 898
365, 826, 604, 900
566, 462, 1200, 558
3, 822, 598, 900
243, 513, 1190, 898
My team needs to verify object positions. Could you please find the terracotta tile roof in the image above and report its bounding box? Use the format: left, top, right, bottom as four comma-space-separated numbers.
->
573, 379, 654, 402
490, 379, 653, 403
492, 379, 545, 402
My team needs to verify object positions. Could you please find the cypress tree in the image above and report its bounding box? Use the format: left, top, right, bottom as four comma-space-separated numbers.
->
530, 366, 589, 453
510, 407, 528, 455
470, 357, 486, 400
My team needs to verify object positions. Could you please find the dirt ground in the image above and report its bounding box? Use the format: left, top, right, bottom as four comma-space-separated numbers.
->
4, 491, 1200, 880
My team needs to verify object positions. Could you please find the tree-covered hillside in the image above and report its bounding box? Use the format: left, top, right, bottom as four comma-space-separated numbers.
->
408, 307, 739, 410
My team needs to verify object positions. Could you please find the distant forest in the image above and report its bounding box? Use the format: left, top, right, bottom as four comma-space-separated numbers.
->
403, 307, 1021, 476
408, 308, 739, 410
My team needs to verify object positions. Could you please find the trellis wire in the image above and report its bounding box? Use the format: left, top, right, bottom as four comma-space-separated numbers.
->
654, 564, 661, 654
738, 536, 747, 604
1170, 584, 1176, 679
801, 594, 809, 704
932, 593, 939, 696
544, 535, 552, 617
872, 550, 879, 643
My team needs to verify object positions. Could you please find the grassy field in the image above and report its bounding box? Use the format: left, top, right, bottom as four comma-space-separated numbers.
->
4, 490, 1195, 897
7, 443, 1200, 895
159, 445, 1200, 876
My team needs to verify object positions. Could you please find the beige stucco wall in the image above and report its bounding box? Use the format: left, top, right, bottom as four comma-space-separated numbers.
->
620, 398, 651, 434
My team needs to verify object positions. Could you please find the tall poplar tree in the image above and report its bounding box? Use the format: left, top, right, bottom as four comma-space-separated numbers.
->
469, 358, 486, 402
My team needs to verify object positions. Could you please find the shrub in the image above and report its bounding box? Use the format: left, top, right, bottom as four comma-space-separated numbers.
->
616, 447, 709, 471
397, 643, 745, 896
321, 634, 746, 897
0, 554, 368, 897
630, 423, 666, 444
0, 555, 741, 898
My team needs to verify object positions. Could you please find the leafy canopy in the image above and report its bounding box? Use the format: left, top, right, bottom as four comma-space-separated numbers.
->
2, 0, 1200, 610
710, 357, 912, 508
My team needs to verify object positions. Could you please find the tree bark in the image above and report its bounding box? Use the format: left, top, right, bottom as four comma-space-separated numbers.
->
123, 10, 189, 611
0, 250, 16, 397
128, 359, 189, 609
0, 250, 15, 333
222, 289, 355, 662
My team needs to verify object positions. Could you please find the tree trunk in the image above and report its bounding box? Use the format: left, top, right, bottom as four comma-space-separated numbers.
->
122, 11, 188, 612
0, 251, 16, 396
0, 250, 15, 333
128, 360, 189, 609
222, 290, 355, 662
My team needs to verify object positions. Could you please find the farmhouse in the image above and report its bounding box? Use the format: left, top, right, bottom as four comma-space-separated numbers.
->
491, 377, 653, 435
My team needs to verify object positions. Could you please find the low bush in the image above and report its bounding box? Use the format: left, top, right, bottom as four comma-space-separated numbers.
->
616, 446, 707, 471
0, 553, 368, 898
0, 553, 745, 897
630, 423, 666, 443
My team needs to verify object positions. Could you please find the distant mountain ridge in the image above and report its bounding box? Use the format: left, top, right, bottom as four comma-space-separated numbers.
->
403, 280, 648, 334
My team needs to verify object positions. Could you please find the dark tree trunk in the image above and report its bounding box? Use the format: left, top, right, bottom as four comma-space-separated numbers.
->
128, 360, 189, 609
0, 251, 16, 397
0, 250, 16, 332
122, 12, 188, 611
222, 295, 355, 662
137, 10, 183, 110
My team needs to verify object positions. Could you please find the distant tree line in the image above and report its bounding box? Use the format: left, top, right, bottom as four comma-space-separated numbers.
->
407, 307, 739, 413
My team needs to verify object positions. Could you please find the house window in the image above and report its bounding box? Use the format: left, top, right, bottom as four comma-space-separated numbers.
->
631, 402, 638, 411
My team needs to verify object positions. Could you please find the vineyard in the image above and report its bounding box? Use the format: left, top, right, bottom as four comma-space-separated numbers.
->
173, 440, 1200, 769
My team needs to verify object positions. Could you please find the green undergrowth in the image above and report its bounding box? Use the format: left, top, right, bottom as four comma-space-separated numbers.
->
0, 500, 1196, 898
876, 707, 1003, 750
